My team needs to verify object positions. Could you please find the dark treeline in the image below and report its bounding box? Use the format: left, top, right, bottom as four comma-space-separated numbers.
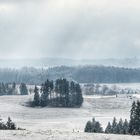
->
85, 101, 140, 135
0, 66, 140, 84
32, 79, 83, 107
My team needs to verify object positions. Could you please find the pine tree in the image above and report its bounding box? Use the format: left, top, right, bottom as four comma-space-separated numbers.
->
85, 121, 92, 132
134, 101, 140, 134
34, 86, 40, 106
0, 118, 6, 130
63, 79, 69, 107
12, 82, 16, 95
49, 80, 54, 101
40, 80, 50, 106
1, 83, 6, 95
112, 117, 118, 134
20, 83, 28, 95
129, 101, 136, 134
6, 117, 16, 130
85, 118, 103, 133
94, 121, 103, 133
117, 118, 123, 134
75, 83, 83, 107
105, 122, 112, 133
123, 119, 129, 134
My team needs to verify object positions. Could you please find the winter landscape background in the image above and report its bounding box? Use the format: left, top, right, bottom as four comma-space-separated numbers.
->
1, 0, 140, 139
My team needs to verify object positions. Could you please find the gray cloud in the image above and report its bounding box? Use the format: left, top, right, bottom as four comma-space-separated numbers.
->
0, 0, 140, 59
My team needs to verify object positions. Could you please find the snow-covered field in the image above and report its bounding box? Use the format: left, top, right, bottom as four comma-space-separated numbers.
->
0, 92, 139, 139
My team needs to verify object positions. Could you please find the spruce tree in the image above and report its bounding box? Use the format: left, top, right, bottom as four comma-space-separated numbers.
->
129, 101, 137, 135
117, 118, 123, 134
12, 82, 16, 95
85, 121, 92, 132
123, 119, 129, 134
112, 117, 118, 134
40, 80, 50, 106
6, 117, 16, 130
134, 101, 140, 134
34, 86, 40, 106
85, 118, 103, 133
94, 121, 103, 133
0, 118, 6, 129
75, 83, 83, 107
105, 122, 112, 133
20, 83, 28, 95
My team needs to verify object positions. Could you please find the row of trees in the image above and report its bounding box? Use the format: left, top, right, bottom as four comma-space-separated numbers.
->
105, 118, 129, 134
83, 84, 138, 95
85, 117, 129, 135
33, 79, 83, 107
85, 101, 140, 135
0, 82, 28, 96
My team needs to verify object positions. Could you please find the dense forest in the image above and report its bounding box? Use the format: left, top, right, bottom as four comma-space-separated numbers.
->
0, 66, 140, 84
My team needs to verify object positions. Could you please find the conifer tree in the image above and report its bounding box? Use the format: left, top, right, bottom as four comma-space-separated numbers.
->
129, 101, 137, 134
112, 117, 118, 134
20, 83, 28, 95
75, 83, 83, 107
85, 118, 103, 133
6, 117, 16, 130
105, 122, 112, 133
34, 86, 40, 106
85, 121, 92, 132
117, 118, 123, 134
123, 119, 129, 134
40, 80, 50, 106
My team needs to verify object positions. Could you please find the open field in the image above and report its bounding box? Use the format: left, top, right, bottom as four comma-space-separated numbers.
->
0, 92, 139, 139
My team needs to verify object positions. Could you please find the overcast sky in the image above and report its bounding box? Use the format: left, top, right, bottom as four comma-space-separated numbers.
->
0, 0, 140, 59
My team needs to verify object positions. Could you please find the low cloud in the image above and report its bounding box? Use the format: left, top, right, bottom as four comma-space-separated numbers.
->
0, 0, 140, 59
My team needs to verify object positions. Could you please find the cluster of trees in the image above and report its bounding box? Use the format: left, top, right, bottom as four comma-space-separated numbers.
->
85, 101, 140, 135
0, 82, 17, 95
0, 117, 16, 130
0, 66, 140, 84
0, 82, 28, 96
85, 118, 103, 133
83, 84, 139, 95
85, 117, 129, 135
105, 118, 129, 134
32, 79, 83, 107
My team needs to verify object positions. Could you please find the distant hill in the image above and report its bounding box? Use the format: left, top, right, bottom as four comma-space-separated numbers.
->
0, 57, 140, 68
0, 66, 140, 84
